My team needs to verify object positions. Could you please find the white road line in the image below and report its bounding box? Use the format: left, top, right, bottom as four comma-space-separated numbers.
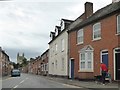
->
20, 80, 25, 84
12, 77, 28, 89
13, 85, 19, 88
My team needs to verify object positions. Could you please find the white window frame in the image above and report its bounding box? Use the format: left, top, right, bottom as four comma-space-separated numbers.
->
93, 22, 101, 40
117, 15, 120, 34
61, 39, 65, 52
79, 46, 94, 72
77, 29, 83, 44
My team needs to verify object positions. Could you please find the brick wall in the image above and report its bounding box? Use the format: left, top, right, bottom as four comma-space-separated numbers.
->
69, 14, 119, 80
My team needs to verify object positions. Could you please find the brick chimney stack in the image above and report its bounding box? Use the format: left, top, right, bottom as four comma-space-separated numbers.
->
85, 2, 93, 18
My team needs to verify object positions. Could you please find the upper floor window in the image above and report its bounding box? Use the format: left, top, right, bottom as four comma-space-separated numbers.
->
93, 23, 101, 40
77, 29, 83, 44
61, 39, 65, 52
117, 15, 120, 34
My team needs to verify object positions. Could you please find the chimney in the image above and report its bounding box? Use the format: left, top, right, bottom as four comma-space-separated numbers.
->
85, 2, 93, 18
112, 0, 120, 3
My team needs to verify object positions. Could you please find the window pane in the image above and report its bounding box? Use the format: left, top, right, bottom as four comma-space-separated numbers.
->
77, 29, 83, 44
81, 53, 85, 60
88, 53, 92, 60
88, 62, 91, 68
81, 62, 85, 69
118, 15, 120, 33
93, 23, 101, 39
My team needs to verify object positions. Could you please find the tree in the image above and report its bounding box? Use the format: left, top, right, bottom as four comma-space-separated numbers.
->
21, 58, 28, 67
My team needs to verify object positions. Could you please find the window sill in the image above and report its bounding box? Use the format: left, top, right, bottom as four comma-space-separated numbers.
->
92, 38, 101, 42
76, 42, 83, 46
115, 33, 120, 36
78, 70, 94, 73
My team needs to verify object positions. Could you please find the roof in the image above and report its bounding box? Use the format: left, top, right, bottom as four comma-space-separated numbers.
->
41, 49, 49, 57
48, 19, 74, 44
68, 1, 120, 32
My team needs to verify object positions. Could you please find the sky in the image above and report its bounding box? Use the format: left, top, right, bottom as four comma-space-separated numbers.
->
0, 0, 112, 63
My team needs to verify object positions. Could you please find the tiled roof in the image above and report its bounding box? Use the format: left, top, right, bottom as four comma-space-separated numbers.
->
68, 1, 120, 32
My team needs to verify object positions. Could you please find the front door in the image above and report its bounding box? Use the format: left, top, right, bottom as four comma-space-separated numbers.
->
115, 49, 120, 80
69, 58, 74, 79
102, 51, 108, 68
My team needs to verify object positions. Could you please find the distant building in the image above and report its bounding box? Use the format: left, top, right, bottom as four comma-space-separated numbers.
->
17, 53, 25, 64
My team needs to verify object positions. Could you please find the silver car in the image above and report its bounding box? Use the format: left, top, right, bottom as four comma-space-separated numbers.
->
11, 69, 21, 77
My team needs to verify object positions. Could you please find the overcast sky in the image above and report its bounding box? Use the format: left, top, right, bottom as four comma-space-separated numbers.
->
0, 0, 112, 63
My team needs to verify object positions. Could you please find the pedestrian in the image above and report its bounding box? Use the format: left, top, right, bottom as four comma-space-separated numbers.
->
100, 62, 108, 85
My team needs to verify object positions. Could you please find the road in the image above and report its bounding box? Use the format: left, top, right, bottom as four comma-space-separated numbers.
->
2, 73, 85, 89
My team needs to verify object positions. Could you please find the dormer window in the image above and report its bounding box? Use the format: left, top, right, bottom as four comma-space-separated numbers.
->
50, 32, 55, 40
55, 28, 58, 36
61, 20, 65, 30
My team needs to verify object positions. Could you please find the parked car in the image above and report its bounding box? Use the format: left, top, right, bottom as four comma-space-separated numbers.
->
11, 69, 21, 77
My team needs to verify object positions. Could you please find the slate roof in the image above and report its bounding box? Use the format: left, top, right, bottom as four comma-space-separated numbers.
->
68, 1, 120, 32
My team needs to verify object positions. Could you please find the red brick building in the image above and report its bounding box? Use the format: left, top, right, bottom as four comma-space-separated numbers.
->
0, 47, 11, 76
68, 1, 120, 81
40, 49, 49, 76
28, 56, 41, 75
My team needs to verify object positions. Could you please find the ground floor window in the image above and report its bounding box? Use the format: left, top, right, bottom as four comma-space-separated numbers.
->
79, 45, 94, 72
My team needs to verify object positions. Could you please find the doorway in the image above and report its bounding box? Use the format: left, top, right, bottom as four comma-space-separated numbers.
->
101, 50, 108, 68
69, 58, 74, 79
115, 48, 120, 80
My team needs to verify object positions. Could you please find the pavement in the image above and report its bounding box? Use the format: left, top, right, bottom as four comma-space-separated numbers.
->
42, 75, 120, 89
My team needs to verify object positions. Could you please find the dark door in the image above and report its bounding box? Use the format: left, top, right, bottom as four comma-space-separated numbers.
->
115, 52, 120, 80
71, 59, 74, 79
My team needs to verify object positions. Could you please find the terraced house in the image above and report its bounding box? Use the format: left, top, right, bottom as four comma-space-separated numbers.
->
0, 47, 11, 76
48, 19, 73, 77
41, 49, 49, 76
68, 1, 120, 81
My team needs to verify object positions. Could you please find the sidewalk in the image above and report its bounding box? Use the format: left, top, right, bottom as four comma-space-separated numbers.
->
42, 75, 119, 89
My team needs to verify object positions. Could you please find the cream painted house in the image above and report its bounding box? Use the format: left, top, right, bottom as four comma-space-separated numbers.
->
48, 19, 73, 77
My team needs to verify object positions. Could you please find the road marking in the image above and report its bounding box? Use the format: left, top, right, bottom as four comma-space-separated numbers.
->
20, 80, 25, 84
12, 77, 28, 89
13, 85, 19, 88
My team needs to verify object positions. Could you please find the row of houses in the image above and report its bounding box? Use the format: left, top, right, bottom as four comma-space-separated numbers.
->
25, 1, 120, 81
0, 47, 13, 77
22, 49, 49, 76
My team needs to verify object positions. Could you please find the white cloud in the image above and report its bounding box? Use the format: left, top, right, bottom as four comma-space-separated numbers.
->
0, 1, 112, 62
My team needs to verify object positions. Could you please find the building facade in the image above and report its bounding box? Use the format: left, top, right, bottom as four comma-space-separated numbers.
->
68, 1, 120, 81
41, 49, 49, 76
28, 56, 41, 75
48, 19, 73, 77
0, 47, 11, 76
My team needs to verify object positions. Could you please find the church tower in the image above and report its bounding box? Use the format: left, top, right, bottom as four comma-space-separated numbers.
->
17, 52, 25, 64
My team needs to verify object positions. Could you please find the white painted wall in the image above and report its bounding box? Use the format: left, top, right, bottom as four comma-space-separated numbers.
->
48, 30, 68, 76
